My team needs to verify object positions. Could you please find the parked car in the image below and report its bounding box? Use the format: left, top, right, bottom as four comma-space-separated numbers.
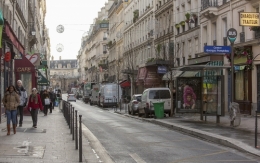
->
67, 94, 76, 102
128, 94, 142, 115
138, 88, 171, 118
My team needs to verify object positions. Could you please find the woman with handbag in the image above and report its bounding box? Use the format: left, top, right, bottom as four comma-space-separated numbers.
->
41, 89, 50, 116
2, 85, 20, 135
27, 88, 43, 128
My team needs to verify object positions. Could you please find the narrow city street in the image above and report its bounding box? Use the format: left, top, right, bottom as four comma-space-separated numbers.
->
70, 99, 260, 163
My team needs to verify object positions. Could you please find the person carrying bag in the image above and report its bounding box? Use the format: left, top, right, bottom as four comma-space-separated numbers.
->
27, 88, 43, 128
41, 90, 50, 116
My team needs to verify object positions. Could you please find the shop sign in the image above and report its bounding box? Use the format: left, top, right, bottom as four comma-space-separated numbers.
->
239, 12, 260, 26
157, 66, 167, 74
17, 67, 31, 72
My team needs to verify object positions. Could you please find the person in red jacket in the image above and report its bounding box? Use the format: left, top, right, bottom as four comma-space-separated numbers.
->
27, 88, 43, 128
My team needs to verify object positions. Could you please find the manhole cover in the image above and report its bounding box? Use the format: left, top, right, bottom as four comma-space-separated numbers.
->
0, 141, 45, 158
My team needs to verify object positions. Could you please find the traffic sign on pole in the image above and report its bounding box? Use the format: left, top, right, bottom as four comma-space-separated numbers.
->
227, 28, 237, 43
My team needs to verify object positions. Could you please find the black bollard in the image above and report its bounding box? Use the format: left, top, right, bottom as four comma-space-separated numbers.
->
255, 111, 258, 148
75, 110, 78, 150
70, 104, 72, 134
72, 107, 75, 140
79, 115, 82, 162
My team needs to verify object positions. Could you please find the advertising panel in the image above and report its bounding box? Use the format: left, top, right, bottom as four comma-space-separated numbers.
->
176, 77, 202, 113
239, 12, 260, 26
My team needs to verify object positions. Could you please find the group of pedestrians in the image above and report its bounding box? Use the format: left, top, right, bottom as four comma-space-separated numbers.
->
2, 80, 58, 135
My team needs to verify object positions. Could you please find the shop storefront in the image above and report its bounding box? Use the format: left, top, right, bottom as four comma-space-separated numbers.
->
226, 46, 253, 114
15, 56, 37, 93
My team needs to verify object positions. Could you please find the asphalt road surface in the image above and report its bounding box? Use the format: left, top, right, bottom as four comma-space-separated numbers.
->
67, 98, 260, 163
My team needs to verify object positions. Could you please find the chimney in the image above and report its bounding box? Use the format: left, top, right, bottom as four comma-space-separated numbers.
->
59, 56, 61, 60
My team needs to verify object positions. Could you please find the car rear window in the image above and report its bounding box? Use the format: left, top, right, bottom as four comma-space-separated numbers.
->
136, 96, 141, 101
149, 90, 170, 99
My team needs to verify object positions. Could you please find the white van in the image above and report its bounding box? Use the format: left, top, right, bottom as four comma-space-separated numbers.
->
90, 84, 101, 105
139, 88, 172, 117
99, 83, 122, 108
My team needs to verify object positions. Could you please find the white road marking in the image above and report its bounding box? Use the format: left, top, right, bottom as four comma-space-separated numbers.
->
98, 111, 103, 113
129, 153, 146, 163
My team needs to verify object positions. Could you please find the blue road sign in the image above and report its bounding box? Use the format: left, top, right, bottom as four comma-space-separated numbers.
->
204, 46, 231, 54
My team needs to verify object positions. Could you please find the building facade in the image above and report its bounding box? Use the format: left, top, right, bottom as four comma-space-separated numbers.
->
49, 58, 78, 93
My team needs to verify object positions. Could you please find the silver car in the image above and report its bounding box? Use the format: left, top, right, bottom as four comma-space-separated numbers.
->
67, 94, 76, 102
128, 94, 142, 115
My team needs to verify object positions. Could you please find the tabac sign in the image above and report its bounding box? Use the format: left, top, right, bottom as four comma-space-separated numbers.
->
239, 12, 260, 26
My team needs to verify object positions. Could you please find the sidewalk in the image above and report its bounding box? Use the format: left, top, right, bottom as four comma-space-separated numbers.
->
114, 108, 260, 157
0, 107, 99, 163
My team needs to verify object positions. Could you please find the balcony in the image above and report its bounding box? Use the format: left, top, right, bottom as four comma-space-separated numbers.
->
145, 58, 171, 67
201, 0, 218, 19
240, 32, 245, 43
88, 66, 96, 72
98, 63, 108, 70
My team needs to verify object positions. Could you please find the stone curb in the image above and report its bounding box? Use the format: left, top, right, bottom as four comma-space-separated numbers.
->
115, 111, 260, 157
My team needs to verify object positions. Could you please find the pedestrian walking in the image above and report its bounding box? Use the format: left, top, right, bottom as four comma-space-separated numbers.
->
41, 89, 50, 116
15, 80, 27, 127
2, 85, 20, 135
27, 88, 43, 128
48, 87, 56, 112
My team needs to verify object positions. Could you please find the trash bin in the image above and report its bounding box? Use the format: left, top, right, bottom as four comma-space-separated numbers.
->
153, 101, 165, 119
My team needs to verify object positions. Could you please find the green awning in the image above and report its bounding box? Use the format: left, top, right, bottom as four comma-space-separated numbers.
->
37, 71, 50, 86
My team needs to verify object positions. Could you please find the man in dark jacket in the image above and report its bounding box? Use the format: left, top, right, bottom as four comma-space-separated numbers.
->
48, 87, 56, 113
16, 80, 28, 127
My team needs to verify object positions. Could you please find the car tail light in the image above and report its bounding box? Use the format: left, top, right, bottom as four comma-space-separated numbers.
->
146, 102, 149, 109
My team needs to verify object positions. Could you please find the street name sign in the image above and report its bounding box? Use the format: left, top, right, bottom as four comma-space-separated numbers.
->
204, 46, 231, 54
240, 12, 260, 26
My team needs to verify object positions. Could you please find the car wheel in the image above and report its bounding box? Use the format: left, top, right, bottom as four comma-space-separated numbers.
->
144, 108, 149, 118
138, 111, 141, 117
90, 101, 92, 106
131, 108, 134, 115
75, 100, 76, 102
128, 106, 131, 114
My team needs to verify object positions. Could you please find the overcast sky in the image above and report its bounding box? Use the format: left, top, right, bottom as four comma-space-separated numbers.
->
45, 0, 108, 60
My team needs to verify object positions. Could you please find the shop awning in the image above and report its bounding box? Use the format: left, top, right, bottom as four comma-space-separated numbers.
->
37, 71, 50, 86
181, 71, 199, 77
120, 80, 131, 88
162, 70, 183, 80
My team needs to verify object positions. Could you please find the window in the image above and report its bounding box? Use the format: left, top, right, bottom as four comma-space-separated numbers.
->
222, 18, 227, 37
149, 90, 171, 99
21, 74, 32, 94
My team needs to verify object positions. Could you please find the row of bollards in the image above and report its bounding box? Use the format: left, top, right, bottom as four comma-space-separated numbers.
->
62, 100, 83, 162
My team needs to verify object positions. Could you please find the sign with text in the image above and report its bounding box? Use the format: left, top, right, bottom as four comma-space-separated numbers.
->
227, 28, 237, 43
157, 66, 167, 74
204, 46, 231, 54
240, 12, 260, 26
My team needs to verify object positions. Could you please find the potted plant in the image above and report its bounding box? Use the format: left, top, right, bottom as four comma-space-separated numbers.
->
175, 23, 180, 28
185, 13, 191, 23
249, 26, 260, 31
180, 21, 185, 26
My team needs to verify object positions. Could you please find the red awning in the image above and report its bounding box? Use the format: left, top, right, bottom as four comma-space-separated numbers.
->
120, 80, 131, 88
5, 21, 25, 55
